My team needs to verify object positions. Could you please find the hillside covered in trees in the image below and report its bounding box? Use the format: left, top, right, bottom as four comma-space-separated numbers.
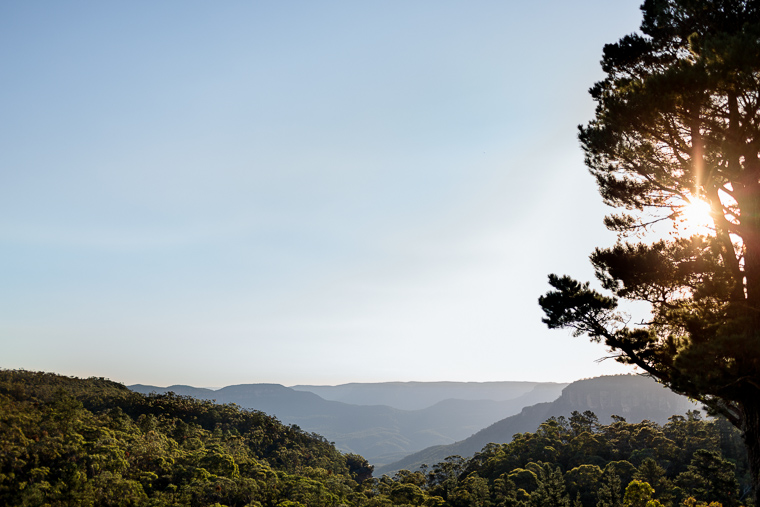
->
378, 375, 696, 475
0, 369, 754, 506
424, 410, 752, 507
0, 370, 372, 506
129, 381, 567, 466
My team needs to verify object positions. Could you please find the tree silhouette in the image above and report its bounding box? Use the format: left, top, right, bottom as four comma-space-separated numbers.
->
539, 0, 760, 499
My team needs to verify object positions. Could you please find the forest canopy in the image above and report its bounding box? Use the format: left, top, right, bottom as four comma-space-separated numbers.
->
0, 369, 752, 507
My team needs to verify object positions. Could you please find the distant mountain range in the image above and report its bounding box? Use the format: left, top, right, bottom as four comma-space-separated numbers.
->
129, 381, 567, 465
374, 374, 698, 475
130, 375, 698, 470
290, 381, 556, 411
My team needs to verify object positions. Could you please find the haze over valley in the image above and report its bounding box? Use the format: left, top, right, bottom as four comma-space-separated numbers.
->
130, 375, 695, 469
3, 0, 760, 504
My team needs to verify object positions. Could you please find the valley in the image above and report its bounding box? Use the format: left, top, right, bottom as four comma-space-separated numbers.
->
129, 380, 567, 465
130, 374, 695, 470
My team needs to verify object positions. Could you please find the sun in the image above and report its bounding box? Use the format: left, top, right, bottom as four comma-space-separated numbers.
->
676, 198, 714, 236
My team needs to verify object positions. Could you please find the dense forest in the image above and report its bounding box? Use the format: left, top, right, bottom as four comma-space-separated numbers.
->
0, 370, 372, 506
0, 370, 753, 506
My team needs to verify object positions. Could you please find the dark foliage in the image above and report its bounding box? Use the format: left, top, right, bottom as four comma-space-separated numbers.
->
538, 0, 760, 498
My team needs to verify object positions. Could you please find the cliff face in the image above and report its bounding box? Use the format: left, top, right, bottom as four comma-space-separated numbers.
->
375, 374, 699, 475
552, 375, 695, 422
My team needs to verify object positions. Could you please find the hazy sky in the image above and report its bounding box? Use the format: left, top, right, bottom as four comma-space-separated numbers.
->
2, 1, 646, 387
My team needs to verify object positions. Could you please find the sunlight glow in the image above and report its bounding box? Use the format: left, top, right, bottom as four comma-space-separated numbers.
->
675, 198, 714, 236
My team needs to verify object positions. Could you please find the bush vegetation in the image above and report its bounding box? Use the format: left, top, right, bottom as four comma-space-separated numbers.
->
0, 370, 752, 507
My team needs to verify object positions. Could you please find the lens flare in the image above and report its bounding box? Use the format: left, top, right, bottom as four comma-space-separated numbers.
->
677, 198, 713, 236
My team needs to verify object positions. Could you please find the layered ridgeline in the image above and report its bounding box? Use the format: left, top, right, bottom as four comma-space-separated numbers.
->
0, 370, 748, 507
0, 370, 374, 506
2, 370, 749, 507
377, 375, 697, 475
130, 381, 567, 466
290, 382, 558, 411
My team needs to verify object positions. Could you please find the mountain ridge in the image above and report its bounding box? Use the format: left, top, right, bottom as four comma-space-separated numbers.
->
290, 381, 559, 410
129, 380, 567, 465
374, 374, 699, 475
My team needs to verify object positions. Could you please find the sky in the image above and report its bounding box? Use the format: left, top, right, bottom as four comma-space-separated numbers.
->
1, 1, 647, 387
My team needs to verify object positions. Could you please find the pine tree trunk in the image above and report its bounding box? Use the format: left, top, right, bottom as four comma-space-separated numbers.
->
740, 398, 760, 504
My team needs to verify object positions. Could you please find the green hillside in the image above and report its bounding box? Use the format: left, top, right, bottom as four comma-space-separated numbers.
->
130, 382, 567, 466
422, 411, 752, 507
1, 370, 753, 507
0, 370, 372, 506
377, 375, 698, 475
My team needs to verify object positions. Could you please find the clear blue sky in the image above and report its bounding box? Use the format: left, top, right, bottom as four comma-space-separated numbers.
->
2, 1, 645, 387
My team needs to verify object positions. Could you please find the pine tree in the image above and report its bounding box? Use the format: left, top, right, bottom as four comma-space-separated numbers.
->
596, 468, 623, 507
633, 458, 673, 505
539, 0, 760, 499
675, 449, 741, 506
531, 465, 570, 507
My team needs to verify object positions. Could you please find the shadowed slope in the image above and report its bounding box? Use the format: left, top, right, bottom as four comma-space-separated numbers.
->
375, 374, 697, 475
